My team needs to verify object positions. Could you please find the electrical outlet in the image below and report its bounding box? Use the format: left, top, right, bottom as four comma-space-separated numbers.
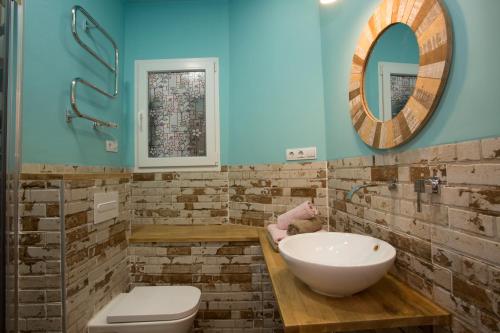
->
286, 147, 317, 161
106, 140, 118, 153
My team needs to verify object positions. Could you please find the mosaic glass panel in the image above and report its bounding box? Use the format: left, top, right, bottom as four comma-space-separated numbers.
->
148, 71, 207, 158
390, 73, 417, 118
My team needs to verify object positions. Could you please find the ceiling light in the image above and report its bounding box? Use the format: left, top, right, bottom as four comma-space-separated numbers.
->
320, 0, 338, 4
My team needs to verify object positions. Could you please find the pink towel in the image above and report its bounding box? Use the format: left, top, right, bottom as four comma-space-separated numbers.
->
277, 201, 318, 230
267, 224, 288, 244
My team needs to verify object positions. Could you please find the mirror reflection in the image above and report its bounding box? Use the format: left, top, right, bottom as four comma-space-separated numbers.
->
363, 23, 419, 121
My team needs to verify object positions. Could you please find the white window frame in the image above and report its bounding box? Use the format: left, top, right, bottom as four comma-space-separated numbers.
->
135, 58, 220, 172
378, 61, 419, 121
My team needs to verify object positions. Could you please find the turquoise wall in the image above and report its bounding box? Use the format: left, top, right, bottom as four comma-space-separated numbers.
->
320, 0, 500, 160
22, 0, 126, 166
227, 0, 326, 165
123, 0, 326, 166
21, 0, 500, 167
364, 23, 419, 119
123, 0, 230, 166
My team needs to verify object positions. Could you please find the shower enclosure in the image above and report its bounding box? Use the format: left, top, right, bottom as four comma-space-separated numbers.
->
1, 0, 21, 332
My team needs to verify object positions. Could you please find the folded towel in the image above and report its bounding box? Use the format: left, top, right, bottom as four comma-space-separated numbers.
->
277, 201, 318, 230
267, 223, 288, 244
287, 217, 324, 236
266, 229, 280, 252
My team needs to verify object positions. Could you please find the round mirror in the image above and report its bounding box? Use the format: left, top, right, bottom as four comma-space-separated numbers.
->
363, 23, 419, 121
348, 0, 452, 149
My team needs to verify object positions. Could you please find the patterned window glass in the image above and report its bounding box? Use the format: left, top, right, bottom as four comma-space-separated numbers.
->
148, 71, 207, 158
389, 74, 417, 118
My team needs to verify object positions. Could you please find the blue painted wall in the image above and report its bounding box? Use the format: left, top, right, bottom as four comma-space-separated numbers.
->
21, 0, 500, 167
123, 0, 230, 166
22, 0, 126, 166
227, 0, 326, 165
320, 0, 500, 160
364, 23, 419, 119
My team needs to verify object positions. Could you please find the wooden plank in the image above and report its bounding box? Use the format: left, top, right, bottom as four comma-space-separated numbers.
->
353, 111, 367, 132
392, 0, 401, 23
418, 61, 446, 79
130, 224, 261, 243
379, 0, 391, 29
397, 0, 409, 22
349, 88, 360, 101
258, 231, 451, 333
411, 0, 437, 31
349, 73, 361, 92
372, 122, 383, 149
394, 112, 412, 145
381, 120, 395, 148
407, 0, 425, 27
402, 0, 417, 23
359, 116, 377, 146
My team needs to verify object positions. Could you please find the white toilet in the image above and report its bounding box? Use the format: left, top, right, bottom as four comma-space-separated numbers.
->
87, 286, 201, 333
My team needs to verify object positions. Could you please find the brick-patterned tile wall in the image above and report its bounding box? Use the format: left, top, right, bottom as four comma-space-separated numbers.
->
18, 137, 500, 333
17, 169, 132, 333
131, 163, 328, 228
129, 241, 282, 333
131, 169, 229, 226
328, 137, 500, 333
64, 175, 131, 333
6, 174, 19, 333
18, 175, 64, 333
228, 162, 328, 227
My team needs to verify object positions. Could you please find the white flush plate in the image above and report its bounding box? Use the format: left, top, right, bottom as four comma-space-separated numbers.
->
286, 147, 317, 161
94, 191, 119, 224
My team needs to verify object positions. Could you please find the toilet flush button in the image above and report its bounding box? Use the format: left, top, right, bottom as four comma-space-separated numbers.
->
94, 191, 119, 224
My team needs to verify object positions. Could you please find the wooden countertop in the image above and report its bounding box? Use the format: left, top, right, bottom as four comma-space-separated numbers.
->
129, 225, 450, 332
258, 231, 450, 333
129, 224, 261, 243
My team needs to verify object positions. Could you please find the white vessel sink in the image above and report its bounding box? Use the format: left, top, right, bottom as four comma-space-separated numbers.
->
278, 232, 396, 297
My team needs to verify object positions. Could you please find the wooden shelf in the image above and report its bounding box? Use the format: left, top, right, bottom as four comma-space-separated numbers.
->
129, 224, 261, 243
129, 225, 450, 332
258, 231, 451, 333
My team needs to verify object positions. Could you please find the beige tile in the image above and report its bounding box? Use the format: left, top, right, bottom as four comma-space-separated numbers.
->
481, 137, 500, 159
456, 140, 481, 161
447, 164, 500, 186
431, 226, 500, 265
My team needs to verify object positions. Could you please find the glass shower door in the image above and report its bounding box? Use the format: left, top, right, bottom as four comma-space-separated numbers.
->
1, 0, 18, 332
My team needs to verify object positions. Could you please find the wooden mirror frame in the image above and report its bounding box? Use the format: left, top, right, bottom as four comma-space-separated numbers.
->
349, 0, 453, 149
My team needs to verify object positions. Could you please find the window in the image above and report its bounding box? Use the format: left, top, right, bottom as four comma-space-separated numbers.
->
378, 62, 418, 121
135, 58, 220, 170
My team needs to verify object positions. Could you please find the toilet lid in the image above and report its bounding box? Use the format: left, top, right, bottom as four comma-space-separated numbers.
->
106, 286, 201, 324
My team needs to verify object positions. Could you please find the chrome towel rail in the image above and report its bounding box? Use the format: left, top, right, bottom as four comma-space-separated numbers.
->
66, 5, 119, 128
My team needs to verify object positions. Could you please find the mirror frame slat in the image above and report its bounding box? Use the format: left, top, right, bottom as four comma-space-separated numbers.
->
349, 0, 453, 149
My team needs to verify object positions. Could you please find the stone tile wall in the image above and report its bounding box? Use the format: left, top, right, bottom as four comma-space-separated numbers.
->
328, 137, 500, 333
6, 174, 19, 333
17, 175, 64, 333
15, 136, 500, 333
64, 174, 131, 333
228, 162, 328, 227
131, 169, 229, 226
129, 241, 282, 333
16, 170, 132, 333
130, 162, 328, 229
